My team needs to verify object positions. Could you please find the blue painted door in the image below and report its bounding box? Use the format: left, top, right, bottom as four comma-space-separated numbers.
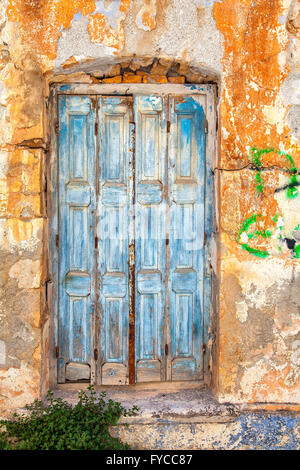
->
57, 95, 96, 383
57, 93, 207, 384
134, 95, 168, 382
97, 96, 132, 384
168, 96, 206, 381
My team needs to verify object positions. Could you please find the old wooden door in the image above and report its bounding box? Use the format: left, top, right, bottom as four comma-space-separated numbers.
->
56, 89, 210, 384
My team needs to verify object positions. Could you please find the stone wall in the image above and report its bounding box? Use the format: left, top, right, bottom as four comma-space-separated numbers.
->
0, 0, 299, 415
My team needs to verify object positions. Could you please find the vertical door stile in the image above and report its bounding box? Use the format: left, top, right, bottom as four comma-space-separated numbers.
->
165, 96, 172, 381
97, 96, 132, 385
134, 95, 168, 382
128, 107, 135, 385
168, 95, 206, 381
91, 95, 98, 385
163, 95, 170, 382
57, 95, 96, 383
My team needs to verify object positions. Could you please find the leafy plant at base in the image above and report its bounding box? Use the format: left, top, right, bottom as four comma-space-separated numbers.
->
0, 385, 138, 450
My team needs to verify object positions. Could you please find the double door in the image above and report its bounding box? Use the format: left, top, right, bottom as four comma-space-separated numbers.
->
57, 92, 208, 384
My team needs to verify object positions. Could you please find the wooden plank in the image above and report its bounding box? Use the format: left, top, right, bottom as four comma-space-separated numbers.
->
134, 95, 168, 382
97, 96, 132, 385
54, 83, 215, 96
57, 95, 96, 382
128, 115, 135, 385
168, 95, 206, 381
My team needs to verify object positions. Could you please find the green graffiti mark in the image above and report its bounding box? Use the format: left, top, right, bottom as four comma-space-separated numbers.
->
237, 214, 262, 238
294, 245, 300, 259
236, 213, 273, 258
237, 147, 299, 259
249, 147, 299, 199
240, 243, 269, 258
278, 150, 298, 199
249, 147, 272, 194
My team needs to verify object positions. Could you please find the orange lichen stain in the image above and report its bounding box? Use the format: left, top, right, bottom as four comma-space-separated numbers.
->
87, 0, 131, 51
135, 0, 157, 31
142, 11, 156, 30
102, 75, 122, 83
8, 148, 41, 194
119, 0, 131, 14
123, 73, 142, 83
87, 13, 123, 49
213, 0, 300, 169
249, 366, 299, 403
7, 1, 97, 64
6, 219, 33, 243
247, 403, 300, 412
168, 76, 185, 84
62, 56, 79, 69
220, 166, 284, 257
6, 193, 41, 218
142, 74, 168, 83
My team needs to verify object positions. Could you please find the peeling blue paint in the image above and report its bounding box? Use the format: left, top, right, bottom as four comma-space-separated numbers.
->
113, 413, 300, 450
192, 0, 222, 8
226, 413, 300, 450
72, 12, 82, 22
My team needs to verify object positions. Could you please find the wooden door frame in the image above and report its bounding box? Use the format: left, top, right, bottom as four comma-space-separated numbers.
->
47, 83, 218, 387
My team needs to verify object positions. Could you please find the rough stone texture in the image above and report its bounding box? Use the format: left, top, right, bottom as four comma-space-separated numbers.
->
110, 413, 300, 450
49, 386, 300, 449
0, 2, 299, 444
53, 384, 239, 422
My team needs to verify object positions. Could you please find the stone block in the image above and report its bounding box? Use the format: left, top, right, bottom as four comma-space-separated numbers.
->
102, 75, 122, 83
9, 259, 41, 289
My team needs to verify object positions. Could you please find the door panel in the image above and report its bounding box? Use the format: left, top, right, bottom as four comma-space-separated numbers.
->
97, 96, 132, 385
57, 92, 208, 384
134, 96, 167, 382
58, 95, 96, 383
168, 96, 206, 381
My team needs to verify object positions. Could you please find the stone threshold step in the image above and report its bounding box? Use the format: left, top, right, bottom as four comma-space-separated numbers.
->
54, 383, 239, 424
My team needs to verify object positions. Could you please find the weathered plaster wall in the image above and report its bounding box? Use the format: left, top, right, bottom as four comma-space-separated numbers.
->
214, 0, 300, 403
0, 0, 299, 416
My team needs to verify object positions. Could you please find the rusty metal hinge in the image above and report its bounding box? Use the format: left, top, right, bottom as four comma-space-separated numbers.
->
95, 122, 98, 135
167, 120, 171, 133
129, 121, 135, 154
95, 236, 98, 249
94, 348, 98, 361
205, 119, 208, 134
203, 344, 206, 355
165, 344, 169, 356
55, 122, 59, 135
55, 346, 59, 358
56, 234, 59, 248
